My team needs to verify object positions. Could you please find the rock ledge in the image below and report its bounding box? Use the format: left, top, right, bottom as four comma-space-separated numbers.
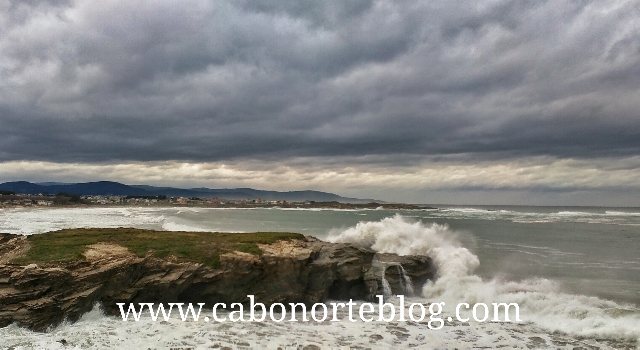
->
0, 232, 435, 331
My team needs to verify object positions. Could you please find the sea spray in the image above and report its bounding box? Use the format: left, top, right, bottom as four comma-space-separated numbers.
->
5, 300, 620, 349
0, 207, 166, 235
327, 213, 480, 279
328, 214, 640, 342
2, 208, 640, 346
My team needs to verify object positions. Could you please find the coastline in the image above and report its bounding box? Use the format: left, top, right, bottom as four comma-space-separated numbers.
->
0, 228, 434, 331
0, 194, 433, 211
1, 205, 639, 348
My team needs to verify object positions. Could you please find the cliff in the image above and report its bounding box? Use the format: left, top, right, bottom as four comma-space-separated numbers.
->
0, 229, 435, 331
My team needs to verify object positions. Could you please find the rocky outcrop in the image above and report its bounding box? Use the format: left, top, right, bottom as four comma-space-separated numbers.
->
370, 253, 436, 297
0, 233, 435, 331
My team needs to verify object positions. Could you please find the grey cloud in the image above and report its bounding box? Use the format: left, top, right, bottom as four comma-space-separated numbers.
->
237, 0, 375, 27
1, 0, 639, 165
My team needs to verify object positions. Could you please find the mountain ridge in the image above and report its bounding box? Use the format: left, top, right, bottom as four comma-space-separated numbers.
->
0, 181, 377, 203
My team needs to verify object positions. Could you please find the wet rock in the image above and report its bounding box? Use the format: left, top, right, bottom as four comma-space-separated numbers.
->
366, 253, 435, 297
0, 233, 435, 331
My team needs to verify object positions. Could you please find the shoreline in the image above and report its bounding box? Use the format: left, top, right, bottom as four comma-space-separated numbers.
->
0, 228, 434, 331
1, 209, 639, 348
0, 194, 434, 211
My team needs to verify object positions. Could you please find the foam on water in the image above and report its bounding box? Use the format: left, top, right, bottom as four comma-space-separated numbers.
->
1, 299, 637, 349
1, 208, 639, 348
0, 207, 254, 235
428, 207, 640, 226
328, 214, 480, 279
328, 214, 640, 342
161, 221, 218, 232
0, 207, 166, 235
607, 210, 640, 217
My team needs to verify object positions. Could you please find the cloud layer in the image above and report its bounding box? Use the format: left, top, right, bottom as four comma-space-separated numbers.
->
1, 0, 639, 204
2, 156, 639, 205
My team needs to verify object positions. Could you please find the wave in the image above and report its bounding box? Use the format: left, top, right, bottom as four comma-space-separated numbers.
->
0, 207, 166, 235
277, 207, 362, 212
327, 215, 640, 341
429, 207, 640, 226
328, 214, 479, 278
606, 211, 640, 217
6, 300, 629, 349
1, 210, 639, 347
161, 221, 217, 232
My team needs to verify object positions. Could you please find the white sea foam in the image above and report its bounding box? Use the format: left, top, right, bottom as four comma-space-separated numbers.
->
607, 211, 640, 216
161, 221, 217, 232
161, 221, 245, 233
277, 207, 361, 212
428, 207, 640, 226
328, 214, 479, 279
0, 207, 166, 235
1, 209, 639, 348
1, 299, 636, 349
328, 214, 640, 342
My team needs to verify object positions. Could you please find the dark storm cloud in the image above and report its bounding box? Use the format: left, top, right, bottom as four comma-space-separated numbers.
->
1, 0, 639, 163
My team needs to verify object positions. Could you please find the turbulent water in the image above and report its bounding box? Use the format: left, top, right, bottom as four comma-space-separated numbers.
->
1, 206, 639, 349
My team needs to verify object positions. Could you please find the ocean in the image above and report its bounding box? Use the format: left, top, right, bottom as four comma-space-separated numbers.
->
1, 206, 639, 349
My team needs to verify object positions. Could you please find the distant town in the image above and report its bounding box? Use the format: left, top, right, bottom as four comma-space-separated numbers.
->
0, 191, 431, 210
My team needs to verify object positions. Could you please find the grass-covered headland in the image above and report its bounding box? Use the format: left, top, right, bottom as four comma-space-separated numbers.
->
13, 228, 304, 268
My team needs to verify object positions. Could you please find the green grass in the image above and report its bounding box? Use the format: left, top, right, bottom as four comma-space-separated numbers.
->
13, 228, 304, 268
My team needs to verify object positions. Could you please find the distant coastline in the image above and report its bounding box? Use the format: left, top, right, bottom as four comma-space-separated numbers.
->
0, 192, 432, 210
0, 180, 435, 210
0, 181, 378, 204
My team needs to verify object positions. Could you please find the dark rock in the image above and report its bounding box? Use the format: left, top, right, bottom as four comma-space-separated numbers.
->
0, 233, 436, 331
367, 253, 436, 297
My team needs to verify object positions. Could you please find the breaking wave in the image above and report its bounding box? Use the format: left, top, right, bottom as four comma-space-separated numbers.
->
428, 207, 640, 225
2, 208, 639, 347
328, 213, 479, 279
328, 214, 640, 341
0, 207, 166, 235
161, 221, 216, 232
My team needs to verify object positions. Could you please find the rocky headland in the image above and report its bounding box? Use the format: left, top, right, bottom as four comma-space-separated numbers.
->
0, 229, 435, 331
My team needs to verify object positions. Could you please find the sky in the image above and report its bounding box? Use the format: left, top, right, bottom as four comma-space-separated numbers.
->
1, 0, 639, 206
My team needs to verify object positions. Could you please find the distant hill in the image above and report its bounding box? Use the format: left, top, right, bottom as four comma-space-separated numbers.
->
0, 181, 374, 203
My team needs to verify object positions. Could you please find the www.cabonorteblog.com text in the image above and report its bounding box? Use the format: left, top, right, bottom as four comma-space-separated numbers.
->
117, 295, 521, 330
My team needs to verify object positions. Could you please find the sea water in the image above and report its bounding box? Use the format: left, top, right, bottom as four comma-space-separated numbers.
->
0, 206, 639, 349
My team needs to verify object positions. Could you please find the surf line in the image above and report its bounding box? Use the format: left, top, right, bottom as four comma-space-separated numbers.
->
117, 295, 521, 329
